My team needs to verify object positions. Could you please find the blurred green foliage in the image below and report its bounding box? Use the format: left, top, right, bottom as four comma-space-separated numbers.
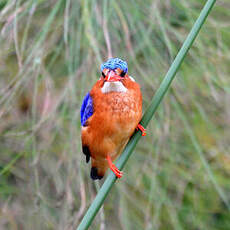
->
0, 0, 230, 229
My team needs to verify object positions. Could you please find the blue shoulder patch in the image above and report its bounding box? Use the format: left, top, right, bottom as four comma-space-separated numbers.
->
80, 92, 94, 126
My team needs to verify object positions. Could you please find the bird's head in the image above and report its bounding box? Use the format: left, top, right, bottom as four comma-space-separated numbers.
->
100, 58, 128, 82
99, 58, 135, 93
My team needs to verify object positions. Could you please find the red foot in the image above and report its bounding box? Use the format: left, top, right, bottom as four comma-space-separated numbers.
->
107, 155, 123, 178
136, 124, 147, 136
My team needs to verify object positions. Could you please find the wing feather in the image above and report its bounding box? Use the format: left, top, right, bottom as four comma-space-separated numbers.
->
80, 92, 93, 126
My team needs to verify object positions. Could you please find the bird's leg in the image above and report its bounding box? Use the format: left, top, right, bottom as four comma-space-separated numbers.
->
107, 155, 123, 178
136, 124, 146, 136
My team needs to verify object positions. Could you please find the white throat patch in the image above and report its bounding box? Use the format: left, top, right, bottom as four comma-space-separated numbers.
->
101, 82, 127, 94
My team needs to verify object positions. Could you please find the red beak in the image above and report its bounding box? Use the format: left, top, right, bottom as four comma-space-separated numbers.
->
105, 71, 122, 82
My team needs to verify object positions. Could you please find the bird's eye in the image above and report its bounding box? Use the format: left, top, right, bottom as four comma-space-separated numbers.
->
120, 71, 126, 77
102, 72, 106, 78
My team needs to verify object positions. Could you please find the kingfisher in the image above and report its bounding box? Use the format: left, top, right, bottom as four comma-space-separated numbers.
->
80, 58, 146, 180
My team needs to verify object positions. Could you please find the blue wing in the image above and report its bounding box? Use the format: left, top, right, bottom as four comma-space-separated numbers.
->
80, 92, 94, 126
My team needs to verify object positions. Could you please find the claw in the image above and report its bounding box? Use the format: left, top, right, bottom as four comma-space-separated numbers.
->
107, 155, 123, 178
136, 123, 146, 136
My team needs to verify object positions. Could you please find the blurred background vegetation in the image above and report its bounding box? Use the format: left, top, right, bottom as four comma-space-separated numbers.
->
0, 0, 230, 229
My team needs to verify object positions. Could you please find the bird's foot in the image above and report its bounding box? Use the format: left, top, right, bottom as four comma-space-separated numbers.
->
107, 155, 123, 178
110, 165, 123, 178
136, 123, 146, 136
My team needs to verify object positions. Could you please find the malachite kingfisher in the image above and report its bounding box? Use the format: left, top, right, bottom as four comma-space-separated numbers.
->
80, 58, 146, 180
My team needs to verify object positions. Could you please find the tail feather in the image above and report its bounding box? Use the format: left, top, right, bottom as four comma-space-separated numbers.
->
90, 158, 108, 180
90, 167, 103, 180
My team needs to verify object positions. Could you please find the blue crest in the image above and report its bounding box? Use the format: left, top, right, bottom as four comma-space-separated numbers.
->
80, 92, 94, 126
100, 58, 128, 73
